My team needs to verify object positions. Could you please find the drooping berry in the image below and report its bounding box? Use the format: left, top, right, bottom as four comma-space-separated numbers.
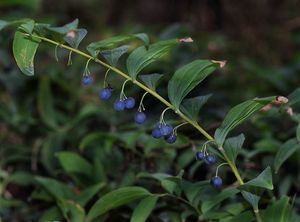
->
152, 127, 162, 139
160, 124, 173, 136
99, 87, 112, 100
81, 75, 93, 85
195, 151, 205, 160
113, 99, 125, 111
165, 133, 177, 144
210, 176, 223, 188
205, 154, 216, 165
125, 97, 135, 109
134, 111, 146, 124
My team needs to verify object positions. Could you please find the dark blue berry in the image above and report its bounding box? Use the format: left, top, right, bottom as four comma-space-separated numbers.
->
134, 111, 146, 124
165, 133, 177, 144
99, 87, 112, 100
152, 127, 162, 139
160, 124, 173, 136
195, 151, 205, 160
81, 75, 93, 85
206, 154, 216, 165
113, 99, 125, 111
125, 97, 135, 109
210, 176, 223, 188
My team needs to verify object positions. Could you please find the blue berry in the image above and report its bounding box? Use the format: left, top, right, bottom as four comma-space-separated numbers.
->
99, 87, 112, 100
81, 75, 93, 85
152, 127, 162, 139
165, 133, 177, 144
125, 97, 135, 109
160, 124, 173, 136
134, 111, 146, 124
113, 99, 125, 111
195, 151, 205, 160
210, 176, 223, 188
206, 154, 216, 165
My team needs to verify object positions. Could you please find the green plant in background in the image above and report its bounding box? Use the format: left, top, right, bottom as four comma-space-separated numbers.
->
0, 18, 300, 222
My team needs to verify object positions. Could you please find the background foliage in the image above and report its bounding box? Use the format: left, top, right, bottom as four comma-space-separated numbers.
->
1, 0, 300, 221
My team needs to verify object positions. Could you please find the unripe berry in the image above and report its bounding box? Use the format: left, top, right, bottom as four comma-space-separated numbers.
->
81, 75, 93, 85
113, 99, 125, 111
160, 124, 173, 136
125, 97, 135, 109
134, 111, 146, 124
205, 154, 216, 165
210, 176, 223, 188
165, 133, 177, 144
99, 87, 112, 100
195, 151, 205, 160
152, 127, 162, 139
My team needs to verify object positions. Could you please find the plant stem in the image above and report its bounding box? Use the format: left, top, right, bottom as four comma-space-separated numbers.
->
25, 33, 245, 185
254, 208, 262, 222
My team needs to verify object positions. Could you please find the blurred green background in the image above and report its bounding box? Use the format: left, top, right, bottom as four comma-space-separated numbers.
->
1, 0, 300, 221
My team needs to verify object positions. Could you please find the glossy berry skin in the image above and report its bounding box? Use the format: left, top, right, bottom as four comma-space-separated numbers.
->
152, 127, 162, 139
210, 176, 223, 188
160, 124, 173, 136
195, 151, 205, 160
206, 154, 216, 165
165, 133, 177, 144
125, 97, 135, 109
134, 112, 146, 124
113, 99, 125, 111
99, 87, 112, 100
81, 75, 93, 85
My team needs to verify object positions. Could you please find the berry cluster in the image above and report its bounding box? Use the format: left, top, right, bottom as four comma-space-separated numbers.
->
151, 123, 177, 144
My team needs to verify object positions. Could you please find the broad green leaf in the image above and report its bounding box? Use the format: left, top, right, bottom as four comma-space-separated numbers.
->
38, 77, 58, 129
214, 97, 275, 147
87, 187, 151, 220
239, 167, 273, 195
38, 206, 62, 222
64, 28, 87, 48
8, 171, 34, 186
241, 191, 260, 210
181, 181, 209, 206
168, 60, 218, 109
46, 18, 78, 34
223, 134, 245, 163
288, 88, 300, 106
201, 188, 240, 213
139, 73, 164, 90
55, 151, 93, 176
297, 123, 300, 142
130, 196, 159, 222
34, 176, 75, 199
100, 45, 129, 66
220, 210, 253, 222
180, 94, 212, 121
75, 183, 105, 206
134, 33, 150, 45
274, 139, 300, 173
127, 39, 178, 79
58, 199, 85, 222
261, 196, 293, 222
19, 20, 35, 33
13, 30, 40, 76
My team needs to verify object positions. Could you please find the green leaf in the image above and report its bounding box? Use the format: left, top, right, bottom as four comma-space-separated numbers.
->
8, 171, 34, 186
168, 60, 218, 109
139, 73, 164, 90
100, 45, 129, 66
288, 88, 300, 106
274, 139, 300, 173
47, 19, 78, 34
130, 196, 159, 222
201, 188, 240, 213
297, 124, 300, 142
214, 97, 275, 147
13, 30, 40, 76
239, 167, 273, 195
223, 134, 245, 163
75, 183, 105, 207
134, 33, 150, 45
19, 20, 35, 33
180, 94, 212, 121
127, 39, 178, 79
87, 187, 151, 220
38, 77, 58, 129
0, 19, 8, 31
58, 199, 85, 222
261, 196, 293, 222
64, 28, 87, 48
241, 191, 260, 210
38, 206, 62, 222
55, 151, 93, 176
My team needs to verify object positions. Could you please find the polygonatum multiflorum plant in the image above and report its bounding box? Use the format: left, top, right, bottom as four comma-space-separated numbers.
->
1, 18, 300, 222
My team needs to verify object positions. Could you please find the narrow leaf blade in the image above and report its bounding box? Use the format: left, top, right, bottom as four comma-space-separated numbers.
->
139, 73, 164, 90
223, 134, 245, 163
130, 196, 158, 222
